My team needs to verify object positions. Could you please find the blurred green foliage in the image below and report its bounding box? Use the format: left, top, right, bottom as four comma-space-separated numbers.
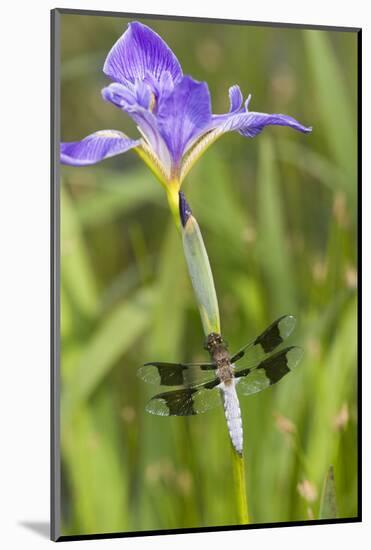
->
59, 13, 358, 536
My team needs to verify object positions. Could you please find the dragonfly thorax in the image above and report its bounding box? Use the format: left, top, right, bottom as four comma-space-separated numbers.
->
205, 332, 234, 382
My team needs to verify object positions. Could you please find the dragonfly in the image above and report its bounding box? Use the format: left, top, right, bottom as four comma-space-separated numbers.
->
138, 315, 303, 456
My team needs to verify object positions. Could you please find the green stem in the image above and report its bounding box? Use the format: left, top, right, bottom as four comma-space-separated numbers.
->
178, 191, 250, 524
166, 185, 181, 231
231, 446, 250, 524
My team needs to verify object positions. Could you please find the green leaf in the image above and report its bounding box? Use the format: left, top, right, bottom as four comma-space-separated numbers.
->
188, 150, 248, 260
61, 183, 98, 319
304, 31, 357, 203
62, 395, 129, 535
62, 287, 154, 415
148, 226, 189, 357
305, 297, 357, 489
277, 138, 348, 193
319, 465, 337, 519
257, 136, 296, 313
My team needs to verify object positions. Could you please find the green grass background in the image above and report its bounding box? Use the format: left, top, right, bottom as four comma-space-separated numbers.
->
59, 13, 358, 536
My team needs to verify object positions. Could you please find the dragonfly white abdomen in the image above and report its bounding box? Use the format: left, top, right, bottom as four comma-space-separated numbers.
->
219, 379, 243, 456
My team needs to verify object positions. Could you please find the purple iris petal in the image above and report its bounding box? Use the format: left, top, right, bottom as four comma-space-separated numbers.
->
103, 21, 183, 87
133, 79, 153, 109
157, 76, 212, 169
102, 83, 171, 170
213, 109, 312, 138
157, 71, 175, 104
102, 81, 153, 111
60, 130, 140, 166
102, 82, 137, 108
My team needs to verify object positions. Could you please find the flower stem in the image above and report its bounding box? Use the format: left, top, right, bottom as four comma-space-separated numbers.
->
178, 191, 250, 524
166, 184, 181, 230
231, 446, 250, 524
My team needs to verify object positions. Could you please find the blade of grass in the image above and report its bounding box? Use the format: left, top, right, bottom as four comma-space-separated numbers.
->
319, 465, 337, 519
62, 286, 154, 416
62, 395, 128, 535
305, 297, 357, 495
61, 183, 98, 319
277, 138, 348, 193
257, 136, 296, 314
304, 31, 357, 204
187, 149, 248, 261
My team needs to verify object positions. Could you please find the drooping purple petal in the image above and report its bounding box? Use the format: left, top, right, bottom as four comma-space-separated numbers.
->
102, 82, 136, 108
60, 130, 140, 166
102, 83, 171, 171
213, 110, 312, 138
102, 81, 152, 110
157, 76, 212, 169
103, 21, 183, 86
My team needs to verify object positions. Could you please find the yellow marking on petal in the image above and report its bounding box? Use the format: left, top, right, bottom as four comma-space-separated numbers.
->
134, 140, 170, 187
180, 128, 223, 184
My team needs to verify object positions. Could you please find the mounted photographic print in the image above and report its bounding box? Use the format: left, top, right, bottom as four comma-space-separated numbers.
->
51, 8, 361, 542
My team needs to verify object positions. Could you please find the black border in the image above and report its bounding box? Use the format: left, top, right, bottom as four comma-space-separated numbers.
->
51, 8, 362, 543
51, 8, 61, 543
54, 7, 361, 32
57, 517, 360, 543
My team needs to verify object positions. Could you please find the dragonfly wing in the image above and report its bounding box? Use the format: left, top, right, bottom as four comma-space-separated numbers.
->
138, 361, 216, 386
145, 379, 221, 416
236, 346, 303, 397
232, 315, 297, 364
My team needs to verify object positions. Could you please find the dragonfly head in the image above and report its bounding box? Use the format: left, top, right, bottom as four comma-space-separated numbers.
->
204, 332, 228, 354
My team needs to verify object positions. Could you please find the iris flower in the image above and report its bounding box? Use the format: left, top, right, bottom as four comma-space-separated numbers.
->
61, 21, 311, 218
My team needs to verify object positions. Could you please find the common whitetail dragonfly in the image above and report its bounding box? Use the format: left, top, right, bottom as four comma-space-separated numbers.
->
138, 315, 303, 455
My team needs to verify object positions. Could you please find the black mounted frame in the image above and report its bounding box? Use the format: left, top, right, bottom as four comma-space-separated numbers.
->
51, 8, 362, 542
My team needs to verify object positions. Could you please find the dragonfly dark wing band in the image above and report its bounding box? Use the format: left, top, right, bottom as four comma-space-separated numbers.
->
231, 315, 297, 364
145, 379, 221, 416
236, 346, 303, 396
138, 361, 216, 386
